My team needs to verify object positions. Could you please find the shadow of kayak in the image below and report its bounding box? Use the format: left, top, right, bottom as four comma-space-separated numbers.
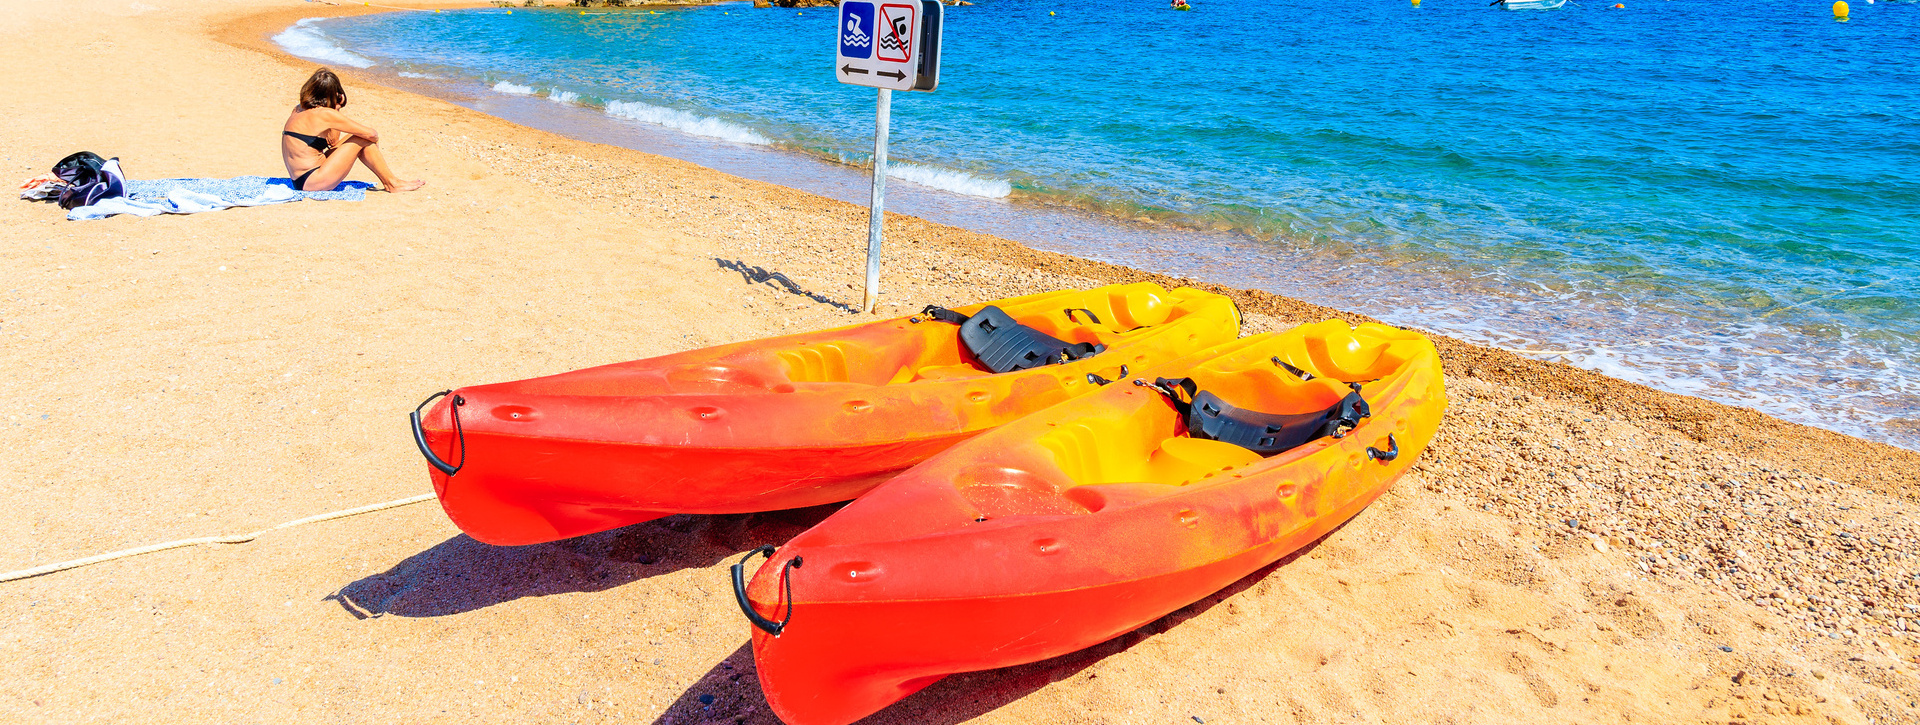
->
323, 504, 842, 618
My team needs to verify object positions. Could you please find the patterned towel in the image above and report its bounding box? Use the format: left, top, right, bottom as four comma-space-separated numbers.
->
68, 176, 376, 221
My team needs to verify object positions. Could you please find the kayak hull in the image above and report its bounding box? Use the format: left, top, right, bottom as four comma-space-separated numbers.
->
750, 493, 1378, 725
744, 322, 1445, 725
418, 283, 1241, 545
427, 432, 962, 545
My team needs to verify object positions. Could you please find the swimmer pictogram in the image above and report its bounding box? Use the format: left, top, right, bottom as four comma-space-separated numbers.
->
843, 15, 870, 48
838, 1, 875, 59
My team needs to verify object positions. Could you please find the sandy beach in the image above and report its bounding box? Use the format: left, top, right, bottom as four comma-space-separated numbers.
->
4, 0, 1919, 722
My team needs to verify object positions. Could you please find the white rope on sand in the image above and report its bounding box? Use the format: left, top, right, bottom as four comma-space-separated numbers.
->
0, 493, 436, 584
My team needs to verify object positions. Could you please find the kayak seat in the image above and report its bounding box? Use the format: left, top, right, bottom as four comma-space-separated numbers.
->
1144, 437, 1265, 486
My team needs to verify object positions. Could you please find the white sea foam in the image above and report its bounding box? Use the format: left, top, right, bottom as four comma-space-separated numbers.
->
603, 100, 770, 145
492, 81, 537, 95
548, 90, 582, 105
398, 72, 442, 79
886, 163, 1013, 199
272, 18, 375, 68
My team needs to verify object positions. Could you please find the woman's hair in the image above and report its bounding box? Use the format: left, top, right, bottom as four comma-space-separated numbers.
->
298, 68, 348, 110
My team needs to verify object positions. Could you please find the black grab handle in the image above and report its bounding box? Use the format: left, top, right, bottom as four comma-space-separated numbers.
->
409, 390, 465, 476
1366, 433, 1399, 462
731, 545, 803, 637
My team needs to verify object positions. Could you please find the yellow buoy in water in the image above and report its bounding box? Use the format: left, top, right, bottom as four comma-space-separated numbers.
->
1833, 0, 1849, 16
1049, 10, 1056, 15
1412, 0, 1420, 6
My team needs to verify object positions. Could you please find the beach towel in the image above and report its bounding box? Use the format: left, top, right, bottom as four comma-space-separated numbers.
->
67, 176, 374, 221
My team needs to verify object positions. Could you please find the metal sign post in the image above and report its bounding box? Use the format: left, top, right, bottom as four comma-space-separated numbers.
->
836, 0, 943, 313
864, 88, 889, 314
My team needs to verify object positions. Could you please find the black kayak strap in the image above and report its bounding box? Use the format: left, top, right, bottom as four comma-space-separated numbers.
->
919, 304, 1105, 374
918, 304, 971, 325
1138, 376, 1371, 456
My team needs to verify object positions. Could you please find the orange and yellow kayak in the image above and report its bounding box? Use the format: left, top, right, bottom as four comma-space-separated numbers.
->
412, 283, 1240, 545
737, 320, 1445, 725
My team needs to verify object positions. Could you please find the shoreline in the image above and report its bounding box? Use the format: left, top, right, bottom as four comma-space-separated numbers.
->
4, 1, 1918, 722
220, 4, 1920, 495
256, 5, 1920, 456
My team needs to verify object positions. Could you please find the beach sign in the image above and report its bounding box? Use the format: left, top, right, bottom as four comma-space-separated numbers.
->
838, 0, 945, 312
836, 0, 941, 92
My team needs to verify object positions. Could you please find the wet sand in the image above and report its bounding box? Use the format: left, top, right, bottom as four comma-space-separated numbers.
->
3, 0, 1918, 723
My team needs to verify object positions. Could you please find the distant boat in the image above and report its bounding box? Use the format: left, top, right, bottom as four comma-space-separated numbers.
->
1496, 0, 1569, 9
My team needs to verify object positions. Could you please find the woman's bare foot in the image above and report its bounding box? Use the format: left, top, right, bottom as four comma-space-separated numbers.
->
385, 179, 426, 193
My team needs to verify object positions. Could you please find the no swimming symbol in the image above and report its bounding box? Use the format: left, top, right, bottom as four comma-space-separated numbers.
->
876, 3, 915, 63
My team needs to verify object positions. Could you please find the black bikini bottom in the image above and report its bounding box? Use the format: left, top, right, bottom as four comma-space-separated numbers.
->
290, 143, 337, 191
291, 167, 320, 191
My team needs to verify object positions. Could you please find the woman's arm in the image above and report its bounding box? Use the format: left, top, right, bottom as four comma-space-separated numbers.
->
317, 108, 380, 143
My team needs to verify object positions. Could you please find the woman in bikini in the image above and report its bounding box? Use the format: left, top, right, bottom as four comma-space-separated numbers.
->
281, 68, 425, 193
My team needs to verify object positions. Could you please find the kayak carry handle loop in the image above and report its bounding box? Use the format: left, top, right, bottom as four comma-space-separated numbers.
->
1367, 434, 1399, 462
409, 390, 466, 476
731, 545, 803, 637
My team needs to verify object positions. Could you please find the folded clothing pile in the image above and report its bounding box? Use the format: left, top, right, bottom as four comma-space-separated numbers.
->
18, 175, 65, 201
19, 152, 128, 209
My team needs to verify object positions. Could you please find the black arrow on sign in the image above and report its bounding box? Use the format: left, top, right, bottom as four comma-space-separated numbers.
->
841, 64, 869, 75
875, 69, 907, 80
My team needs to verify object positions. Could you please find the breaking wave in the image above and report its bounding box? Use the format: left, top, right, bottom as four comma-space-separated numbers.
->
887, 163, 1013, 199
603, 100, 770, 145
491, 81, 536, 95
272, 18, 375, 69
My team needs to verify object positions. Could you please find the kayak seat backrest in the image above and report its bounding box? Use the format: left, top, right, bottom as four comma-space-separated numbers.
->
1184, 388, 1364, 457
958, 306, 1104, 374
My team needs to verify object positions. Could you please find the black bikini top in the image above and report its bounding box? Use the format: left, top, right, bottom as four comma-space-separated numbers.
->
283, 130, 330, 154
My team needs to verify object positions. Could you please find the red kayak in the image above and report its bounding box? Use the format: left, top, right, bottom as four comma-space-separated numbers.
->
412, 283, 1241, 545
737, 321, 1446, 725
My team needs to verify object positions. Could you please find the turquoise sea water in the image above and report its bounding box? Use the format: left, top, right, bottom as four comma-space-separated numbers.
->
279, 0, 1920, 448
